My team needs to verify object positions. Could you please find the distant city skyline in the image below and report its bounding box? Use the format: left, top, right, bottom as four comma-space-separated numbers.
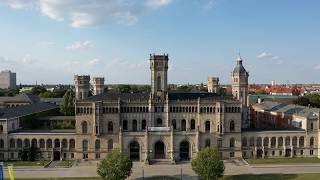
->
0, 0, 319, 85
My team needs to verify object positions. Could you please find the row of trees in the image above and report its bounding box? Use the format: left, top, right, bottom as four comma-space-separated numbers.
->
294, 94, 320, 108
97, 148, 224, 180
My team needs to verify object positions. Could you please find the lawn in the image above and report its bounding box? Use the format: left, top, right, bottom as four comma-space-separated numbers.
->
56, 160, 75, 167
3, 161, 50, 167
247, 157, 320, 164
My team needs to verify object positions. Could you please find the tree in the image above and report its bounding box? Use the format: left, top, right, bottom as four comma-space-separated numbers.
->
60, 90, 75, 116
97, 150, 133, 180
30, 86, 47, 96
191, 148, 225, 180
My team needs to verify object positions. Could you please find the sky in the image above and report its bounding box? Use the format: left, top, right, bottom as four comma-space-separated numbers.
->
0, 0, 319, 85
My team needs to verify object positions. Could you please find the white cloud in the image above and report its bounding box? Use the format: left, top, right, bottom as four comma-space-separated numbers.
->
4, 0, 34, 9
257, 52, 279, 60
21, 54, 37, 64
314, 64, 320, 70
1, 0, 174, 28
66, 41, 94, 50
203, 0, 218, 10
88, 58, 100, 66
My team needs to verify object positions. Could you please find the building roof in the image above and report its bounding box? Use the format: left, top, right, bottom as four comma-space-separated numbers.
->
252, 101, 320, 119
0, 93, 39, 103
10, 128, 75, 134
0, 102, 58, 119
37, 116, 75, 121
232, 58, 248, 75
79, 92, 234, 102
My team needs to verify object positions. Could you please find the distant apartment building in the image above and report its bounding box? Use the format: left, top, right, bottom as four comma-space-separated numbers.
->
0, 70, 16, 89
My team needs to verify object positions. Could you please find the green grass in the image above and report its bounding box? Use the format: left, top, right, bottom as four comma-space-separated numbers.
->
56, 160, 75, 167
3, 161, 50, 167
247, 157, 320, 164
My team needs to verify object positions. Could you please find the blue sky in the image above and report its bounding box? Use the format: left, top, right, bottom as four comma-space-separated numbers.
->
0, 0, 319, 85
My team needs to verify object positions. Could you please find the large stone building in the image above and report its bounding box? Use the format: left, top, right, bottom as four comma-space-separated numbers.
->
0, 53, 318, 163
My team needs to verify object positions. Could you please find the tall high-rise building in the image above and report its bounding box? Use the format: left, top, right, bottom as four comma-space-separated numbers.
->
0, 70, 16, 89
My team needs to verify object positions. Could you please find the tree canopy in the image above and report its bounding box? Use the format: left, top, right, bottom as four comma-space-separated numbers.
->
294, 94, 320, 108
191, 148, 225, 180
60, 90, 75, 116
97, 150, 133, 180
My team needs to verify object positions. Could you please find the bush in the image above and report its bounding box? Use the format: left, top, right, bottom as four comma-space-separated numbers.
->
97, 150, 133, 180
191, 148, 225, 180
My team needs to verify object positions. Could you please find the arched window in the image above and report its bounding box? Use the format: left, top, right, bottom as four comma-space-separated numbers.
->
157, 76, 162, 91
108, 121, 113, 132
0, 125, 3, 133
156, 118, 162, 127
311, 123, 314, 130
271, 137, 276, 148
132, 120, 137, 132
299, 137, 304, 147
82, 121, 88, 134
62, 139, 68, 149
292, 137, 297, 147
190, 119, 196, 130
229, 138, 235, 148
122, 120, 128, 130
263, 137, 269, 147
0, 139, 4, 149
54, 139, 60, 148
256, 137, 262, 147
205, 139, 211, 147
46, 139, 52, 149
142, 120, 147, 130
31, 139, 37, 148
241, 137, 247, 147
108, 139, 113, 150
278, 137, 283, 147
82, 140, 88, 151
249, 137, 255, 147
24, 139, 30, 148
17, 139, 22, 149
205, 121, 210, 132
172, 119, 177, 130
10, 139, 15, 149
39, 139, 45, 149
230, 121, 235, 131
285, 136, 290, 146
95, 139, 100, 151
310, 137, 315, 147
69, 139, 75, 149
181, 119, 186, 131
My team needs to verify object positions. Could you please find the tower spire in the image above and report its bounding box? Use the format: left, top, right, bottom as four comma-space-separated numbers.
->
237, 49, 242, 61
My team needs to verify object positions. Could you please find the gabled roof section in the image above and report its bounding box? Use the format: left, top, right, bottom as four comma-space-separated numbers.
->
0, 93, 39, 103
0, 102, 58, 119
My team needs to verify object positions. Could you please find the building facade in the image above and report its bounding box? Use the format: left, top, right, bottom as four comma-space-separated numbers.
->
0, 70, 16, 89
0, 54, 318, 163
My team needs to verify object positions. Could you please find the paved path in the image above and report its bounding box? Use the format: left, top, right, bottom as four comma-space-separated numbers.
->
3, 161, 320, 179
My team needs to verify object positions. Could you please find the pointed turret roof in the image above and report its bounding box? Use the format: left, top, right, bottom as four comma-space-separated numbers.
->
232, 53, 248, 76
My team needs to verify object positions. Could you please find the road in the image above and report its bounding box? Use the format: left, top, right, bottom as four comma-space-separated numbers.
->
4, 161, 320, 179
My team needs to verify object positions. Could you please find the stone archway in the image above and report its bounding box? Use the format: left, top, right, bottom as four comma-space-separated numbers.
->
130, 141, 140, 161
154, 141, 165, 159
179, 141, 190, 160
53, 151, 60, 161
